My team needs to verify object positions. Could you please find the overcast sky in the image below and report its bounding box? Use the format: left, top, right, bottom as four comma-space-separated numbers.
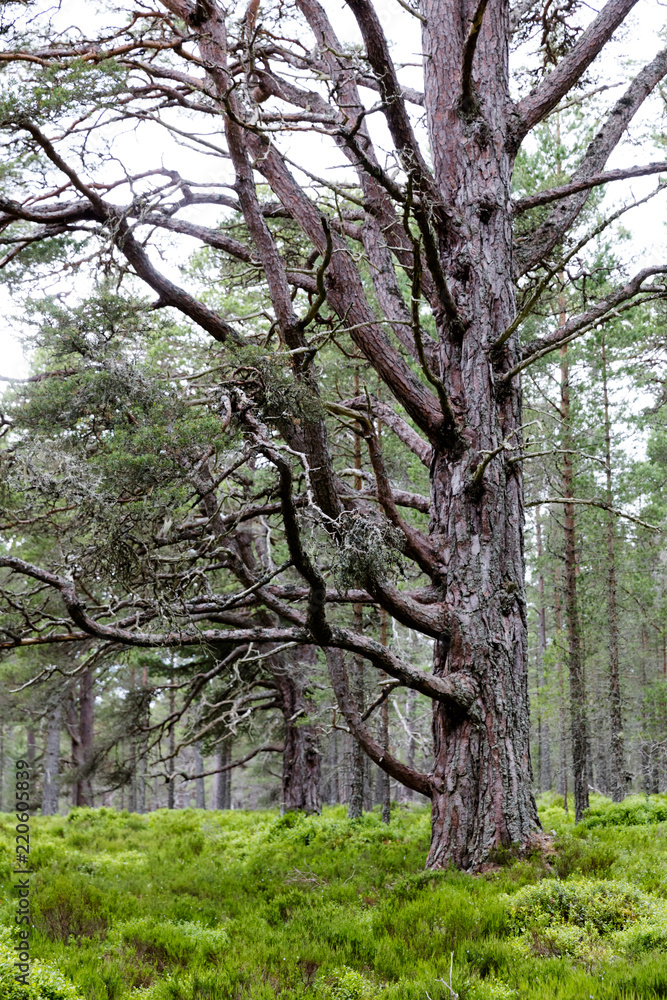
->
1, 0, 665, 383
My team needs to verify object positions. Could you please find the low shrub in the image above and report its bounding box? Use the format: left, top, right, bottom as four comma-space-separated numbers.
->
581, 796, 667, 830
0, 925, 85, 1000
32, 874, 110, 941
115, 917, 227, 967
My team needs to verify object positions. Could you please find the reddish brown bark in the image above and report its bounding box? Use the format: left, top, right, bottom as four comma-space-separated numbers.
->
560, 347, 589, 822
420, 0, 539, 868
535, 509, 552, 792
601, 336, 626, 802
274, 647, 322, 815
0, 0, 658, 871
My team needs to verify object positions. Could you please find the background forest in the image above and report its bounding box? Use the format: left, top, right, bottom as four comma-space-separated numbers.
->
1, 0, 667, 997
1, 132, 666, 823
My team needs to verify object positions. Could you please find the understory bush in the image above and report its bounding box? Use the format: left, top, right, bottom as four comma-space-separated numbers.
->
0, 925, 85, 1000
0, 799, 666, 999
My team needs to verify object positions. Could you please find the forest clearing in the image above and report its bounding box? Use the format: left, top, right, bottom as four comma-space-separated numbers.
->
1, 0, 667, 995
2, 796, 667, 1000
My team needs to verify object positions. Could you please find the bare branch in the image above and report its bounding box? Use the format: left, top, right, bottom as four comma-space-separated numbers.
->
514, 0, 640, 139
513, 161, 667, 214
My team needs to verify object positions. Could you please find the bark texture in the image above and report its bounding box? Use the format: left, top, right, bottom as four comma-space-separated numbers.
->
421, 0, 539, 869
601, 338, 626, 802
276, 648, 321, 814
560, 348, 589, 822
42, 704, 62, 816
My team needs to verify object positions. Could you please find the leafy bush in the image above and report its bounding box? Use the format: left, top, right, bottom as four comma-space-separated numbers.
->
581, 795, 667, 829
3, 800, 667, 999
114, 918, 227, 967
505, 877, 667, 961
316, 966, 379, 1000
32, 874, 110, 941
0, 925, 85, 1000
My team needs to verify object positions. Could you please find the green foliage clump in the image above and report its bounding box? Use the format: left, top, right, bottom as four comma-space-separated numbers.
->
581, 795, 667, 830
505, 877, 667, 960
1, 801, 667, 1000
0, 925, 85, 1000
32, 873, 110, 941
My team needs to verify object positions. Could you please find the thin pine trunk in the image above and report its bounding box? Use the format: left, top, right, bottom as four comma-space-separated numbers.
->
78, 668, 95, 806
168, 673, 176, 809
601, 336, 626, 801
554, 562, 569, 815
401, 686, 417, 803
129, 667, 137, 813
42, 704, 62, 816
138, 663, 148, 813
348, 605, 365, 819
561, 345, 589, 822
348, 372, 366, 819
194, 742, 206, 808
535, 508, 552, 791
378, 608, 391, 824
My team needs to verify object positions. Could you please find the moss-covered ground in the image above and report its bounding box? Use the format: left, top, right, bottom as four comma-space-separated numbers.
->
2, 793, 667, 1000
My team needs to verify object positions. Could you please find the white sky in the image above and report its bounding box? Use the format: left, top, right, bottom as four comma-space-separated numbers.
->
0, 0, 665, 383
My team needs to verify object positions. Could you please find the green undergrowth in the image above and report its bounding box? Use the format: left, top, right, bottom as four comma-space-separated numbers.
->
0, 794, 666, 1000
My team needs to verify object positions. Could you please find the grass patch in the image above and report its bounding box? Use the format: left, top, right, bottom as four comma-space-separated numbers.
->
0, 797, 666, 999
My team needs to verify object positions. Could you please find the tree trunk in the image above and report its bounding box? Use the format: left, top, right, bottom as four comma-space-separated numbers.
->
601, 336, 626, 801
348, 390, 366, 819
401, 686, 417, 803
78, 668, 94, 806
128, 668, 137, 812
377, 610, 391, 824
276, 648, 321, 814
560, 346, 589, 822
42, 704, 62, 816
194, 742, 206, 809
535, 508, 552, 791
420, 0, 539, 868
168, 674, 176, 810
326, 730, 339, 806
348, 608, 365, 819
138, 663, 149, 813
212, 743, 232, 810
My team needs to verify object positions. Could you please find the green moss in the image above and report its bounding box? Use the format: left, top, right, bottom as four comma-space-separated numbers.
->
0, 799, 666, 999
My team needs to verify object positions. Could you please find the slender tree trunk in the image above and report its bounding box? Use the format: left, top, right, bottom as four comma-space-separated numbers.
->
220, 740, 232, 809
212, 751, 221, 809
401, 686, 417, 803
78, 668, 95, 806
42, 704, 62, 816
168, 673, 176, 810
560, 346, 589, 822
0, 722, 4, 812
194, 742, 206, 808
553, 561, 569, 813
138, 663, 148, 813
276, 648, 321, 814
600, 336, 626, 801
212, 744, 232, 810
26, 728, 35, 771
535, 508, 552, 791
377, 609, 391, 824
348, 378, 366, 819
348, 607, 365, 819
128, 667, 137, 813
327, 730, 339, 806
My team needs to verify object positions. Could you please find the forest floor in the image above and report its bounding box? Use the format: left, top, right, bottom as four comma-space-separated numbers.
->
1, 793, 667, 1000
